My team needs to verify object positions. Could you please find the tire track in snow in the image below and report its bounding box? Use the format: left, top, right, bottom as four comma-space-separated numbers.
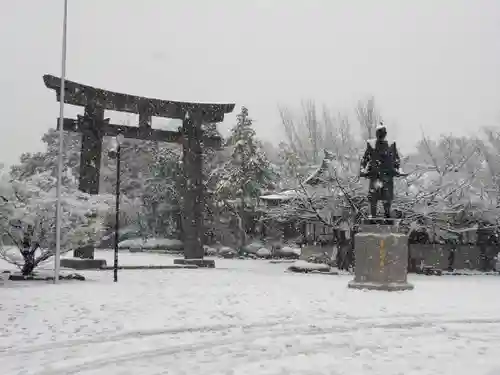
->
0, 311, 440, 357
0, 320, 295, 356
148, 336, 379, 375
32, 316, 500, 375
152, 325, 500, 375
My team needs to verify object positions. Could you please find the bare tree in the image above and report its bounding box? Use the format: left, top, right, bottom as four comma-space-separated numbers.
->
394, 132, 487, 241
477, 127, 500, 207
356, 96, 380, 140
278, 100, 363, 170
301, 100, 320, 164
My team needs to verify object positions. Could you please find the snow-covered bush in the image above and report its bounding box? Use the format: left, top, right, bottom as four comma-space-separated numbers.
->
276, 246, 301, 258
243, 241, 265, 254
288, 260, 331, 273
218, 246, 237, 258
118, 237, 184, 251
256, 247, 272, 258
0, 170, 110, 274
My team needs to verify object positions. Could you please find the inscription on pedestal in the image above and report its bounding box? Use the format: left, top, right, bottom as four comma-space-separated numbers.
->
348, 223, 414, 291
379, 239, 386, 270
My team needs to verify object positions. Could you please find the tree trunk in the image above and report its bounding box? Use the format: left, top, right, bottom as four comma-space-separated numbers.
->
238, 197, 246, 251
479, 245, 487, 271
21, 248, 36, 276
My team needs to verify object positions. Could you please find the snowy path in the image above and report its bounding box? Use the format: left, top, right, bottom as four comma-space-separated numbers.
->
1, 252, 500, 374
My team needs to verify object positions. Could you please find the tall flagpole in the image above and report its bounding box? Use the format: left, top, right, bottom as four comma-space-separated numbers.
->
54, 0, 68, 284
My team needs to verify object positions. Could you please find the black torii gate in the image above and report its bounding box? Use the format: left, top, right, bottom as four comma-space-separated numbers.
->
43, 75, 234, 266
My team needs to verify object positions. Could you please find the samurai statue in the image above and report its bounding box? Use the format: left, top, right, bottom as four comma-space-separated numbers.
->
360, 122, 403, 219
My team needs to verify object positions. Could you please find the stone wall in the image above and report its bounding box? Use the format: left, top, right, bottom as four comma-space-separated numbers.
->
299, 242, 499, 270
301, 243, 499, 270
409, 244, 499, 270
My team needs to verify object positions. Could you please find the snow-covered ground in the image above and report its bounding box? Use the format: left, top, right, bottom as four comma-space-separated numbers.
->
1, 250, 500, 375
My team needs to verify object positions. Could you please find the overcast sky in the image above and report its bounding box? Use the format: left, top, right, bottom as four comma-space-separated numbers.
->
1, 0, 499, 165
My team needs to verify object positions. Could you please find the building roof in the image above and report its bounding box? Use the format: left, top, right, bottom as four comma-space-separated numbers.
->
259, 189, 302, 201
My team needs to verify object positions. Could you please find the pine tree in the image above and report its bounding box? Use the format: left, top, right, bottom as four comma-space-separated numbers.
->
142, 144, 183, 238
215, 106, 275, 248
217, 107, 274, 200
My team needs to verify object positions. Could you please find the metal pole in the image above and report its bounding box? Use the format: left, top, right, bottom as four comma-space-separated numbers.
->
114, 145, 121, 282
54, 0, 68, 284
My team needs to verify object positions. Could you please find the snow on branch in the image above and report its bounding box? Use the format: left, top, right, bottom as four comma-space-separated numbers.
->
0, 170, 111, 273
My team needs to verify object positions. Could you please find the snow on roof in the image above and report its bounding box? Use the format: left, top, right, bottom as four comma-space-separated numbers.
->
303, 150, 336, 186
259, 189, 301, 201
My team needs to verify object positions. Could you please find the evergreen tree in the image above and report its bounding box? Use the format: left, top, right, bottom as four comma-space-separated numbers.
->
217, 106, 274, 201
215, 107, 275, 247
142, 145, 183, 238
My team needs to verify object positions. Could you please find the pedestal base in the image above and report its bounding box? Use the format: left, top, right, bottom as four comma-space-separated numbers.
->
173, 258, 215, 268
348, 222, 414, 291
348, 280, 414, 291
73, 245, 94, 259
60, 258, 107, 270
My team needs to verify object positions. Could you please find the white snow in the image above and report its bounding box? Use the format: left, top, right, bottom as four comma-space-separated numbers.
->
243, 242, 264, 254
289, 260, 330, 272
218, 246, 236, 256
259, 189, 301, 201
1, 250, 500, 374
0, 245, 24, 265
204, 246, 217, 256
0, 245, 52, 271
256, 248, 271, 257
279, 246, 301, 257
118, 238, 183, 250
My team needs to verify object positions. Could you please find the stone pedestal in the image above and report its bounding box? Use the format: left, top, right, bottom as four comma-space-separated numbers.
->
60, 258, 107, 270
74, 245, 95, 259
348, 222, 414, 291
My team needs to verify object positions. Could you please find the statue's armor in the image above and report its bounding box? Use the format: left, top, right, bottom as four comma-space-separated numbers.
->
360, 138, 401, 218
